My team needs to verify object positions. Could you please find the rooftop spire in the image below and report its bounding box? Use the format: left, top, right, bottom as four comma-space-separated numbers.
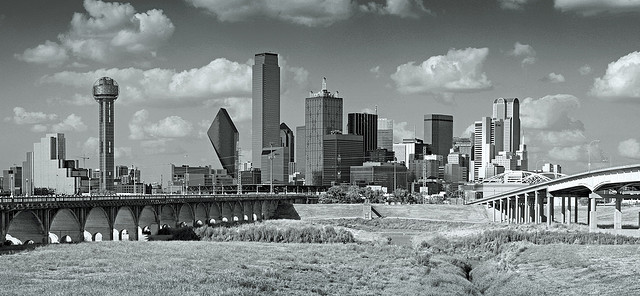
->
322, 77, 327, 91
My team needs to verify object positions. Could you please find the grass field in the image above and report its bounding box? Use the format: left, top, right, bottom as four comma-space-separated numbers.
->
2, 205, 640, 295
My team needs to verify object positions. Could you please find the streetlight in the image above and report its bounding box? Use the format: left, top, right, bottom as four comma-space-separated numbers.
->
588, 140, 600, 172
268, 143, 275, 194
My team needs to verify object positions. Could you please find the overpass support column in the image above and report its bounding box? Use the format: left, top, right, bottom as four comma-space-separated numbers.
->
524, 193, 530, 223
566, 197, 572, 225
535, 191, 541, 224
492, 201, 496, 222
574, 197, 579, 224
515, 195, 520, 224
546, 193, 554, 226
588, 193, 599, 232
614, 197, 622, 230
506, 197, 511, 224
561, 197, 566, 224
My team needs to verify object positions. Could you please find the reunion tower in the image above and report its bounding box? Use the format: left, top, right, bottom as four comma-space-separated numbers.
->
93, 77, 119, 192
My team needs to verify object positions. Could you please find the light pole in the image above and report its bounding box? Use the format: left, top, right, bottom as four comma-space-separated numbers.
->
588, 139, 600, 172
269, 143, 275, 194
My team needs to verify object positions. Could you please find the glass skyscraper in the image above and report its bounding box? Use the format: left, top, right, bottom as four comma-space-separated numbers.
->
252, 53, 280, 170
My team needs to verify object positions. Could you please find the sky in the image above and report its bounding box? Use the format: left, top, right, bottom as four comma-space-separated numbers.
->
2, 0, 640, 184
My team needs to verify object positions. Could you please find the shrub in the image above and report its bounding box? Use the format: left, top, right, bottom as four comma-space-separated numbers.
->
195, 223, 356, 244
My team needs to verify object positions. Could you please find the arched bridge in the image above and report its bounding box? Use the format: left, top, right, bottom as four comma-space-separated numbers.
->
468, 164, 640, 232
1, 194, 311, 245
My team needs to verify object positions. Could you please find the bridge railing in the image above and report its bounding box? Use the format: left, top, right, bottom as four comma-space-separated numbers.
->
0, 193, 313, 204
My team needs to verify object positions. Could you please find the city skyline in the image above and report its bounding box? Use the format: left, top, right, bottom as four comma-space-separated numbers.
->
2, 0, 640, 183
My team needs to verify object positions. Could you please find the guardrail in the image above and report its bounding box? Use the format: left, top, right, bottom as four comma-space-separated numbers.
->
0, 193, 313, 204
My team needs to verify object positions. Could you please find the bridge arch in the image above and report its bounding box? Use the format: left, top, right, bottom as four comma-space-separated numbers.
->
233, 202, 243, 221
242, 201, 253, 221
50, 209, 82, 243
209, 203, 222, 224
6, 210, 45, 244
160, 205, 177, 228
221, 202, 233, 222
193, 203, 207, 227
138, 206, 159, 236
253, 201, 263, 221
84, 207, 111, 241
177, 204, 194, 227
114, 207, 137, 241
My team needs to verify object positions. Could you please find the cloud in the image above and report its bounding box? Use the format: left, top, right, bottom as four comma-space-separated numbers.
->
579, 64, 592, 75
129, 109, 193, 140
393, 121, 415, 142
508, 42, 536, 67
140, 138, 185, 155
461, 123, 475, 138
554, 0, 640, 16
14, 41, 68, 67
81, 137, 99, 156
618, 138, 640, 159
114, 147, 133, 159
184, 0, 354, 27
51, 114, 88, 132
370, 65, 381, 78
520, 94, 583, 130
499, 0, 530, 10
15, 0, 174, 66
203, 97, 252, 122
40, 58, 252, 106
590, 51, 640, 101
360, 0, 432, 18
540, 72, 566, 83
391, 47, 492, 96
7, 107, 58, 125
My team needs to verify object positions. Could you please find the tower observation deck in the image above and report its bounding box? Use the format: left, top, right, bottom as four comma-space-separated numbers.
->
93, 77, 119, 192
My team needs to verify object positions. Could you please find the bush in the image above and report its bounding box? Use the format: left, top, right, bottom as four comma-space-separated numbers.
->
195, 223, 356, 244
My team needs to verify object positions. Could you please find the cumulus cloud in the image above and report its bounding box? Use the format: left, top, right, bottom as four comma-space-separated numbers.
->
203, 97, 252, 122
114, 147, 133, 159
6, 107, 58, 125
540, 72, 566, 83
461, 123, 475, 138
618, 138, 640, 159
14, 41, 68, 67
590, 51, 640, 101
508, 42, 536, 67
51, 114, 88, 132
81, 137, 99, 156
554, 0, 640, 16
15, 0, 174, 66
499, 0, 529, 10
370, 65, 381, 78
520, 94, 583, 130
360, 0, 432, 18
391, 47, 492, 96
579, 64, 592, 75
184, 0, 354, 27
129, 109, 194, 140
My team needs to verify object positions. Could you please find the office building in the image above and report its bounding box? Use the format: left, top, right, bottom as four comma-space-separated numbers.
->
261, 146, 290, 185
252, 53, 281, 170
208, 108, 239, 177
377, 118, 394, 151
424, 114, 453, 160
392, 138, 430, 166
305, 78, 343, 185
351, 162, 408, 191
280, 122, 295, 163
347, 112, 378, 157
295, 126, 305, 177
93, 77, 119, 192
2, 166, 22, 196
492, 98, 520, 153
30, 133, 80, 195
322, 133, 364, 186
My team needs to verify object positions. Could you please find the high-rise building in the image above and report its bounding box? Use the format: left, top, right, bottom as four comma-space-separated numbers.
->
492, 98, 520, 153
377, 118, 394, 151
305, 78, 343, 185
350, 162, 408, 191
280, 123, 295, 163
93, 77, 119, 192
208, 108, 239, 177
261, 146, 290, 185
424, 114, 453, 160
30, 133, 80, 195
473, 117, 493, 181
252, 53, 281, 170
295, 126, 305, 177
2, 166, 22, 196
322, 133, 364, 186
347, 112, 378, 157
392, 138, 430, 166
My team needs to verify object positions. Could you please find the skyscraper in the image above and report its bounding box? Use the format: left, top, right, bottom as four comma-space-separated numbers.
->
30, 133, 80, 195
295, 126, 306, 176
377, 118, 394, 151
323, 133, 364, 186
423, 114, 453, 159
280, 123, 294, 163
347, 112, 378, 157
208, 108, 239, 177
252, 53, 280, 170
492, 98, 520, 153
93, 77, 118, 192
305, 78, 343, 185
